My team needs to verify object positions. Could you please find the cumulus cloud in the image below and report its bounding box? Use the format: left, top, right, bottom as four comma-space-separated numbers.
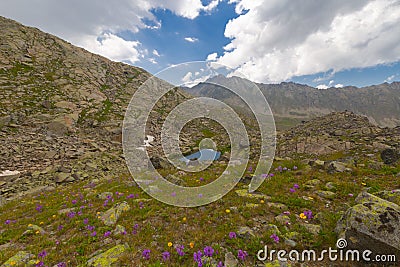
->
184, 37, 199, 43
0, 0, 219, 63
217, 0, 400, 83
316, 80, 344, 89
79, 33, 140, 63
206, 52, 218, 61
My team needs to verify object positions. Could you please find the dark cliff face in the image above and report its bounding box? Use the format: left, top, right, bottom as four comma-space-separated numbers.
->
185, 75, 400, 127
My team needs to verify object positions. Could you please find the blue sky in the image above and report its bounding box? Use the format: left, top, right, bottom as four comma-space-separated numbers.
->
1, 0, 400, 88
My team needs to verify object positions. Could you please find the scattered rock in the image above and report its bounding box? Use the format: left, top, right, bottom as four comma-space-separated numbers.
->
267, 202, 288, 211
304, 179, 321, 189
22, 224, 45, 236
112, 225, 127, 236
55, 172, 74, 183
302, 224, 321, 235
97, 192, 113, 200
381, 148, 399, 165
1, 251, 34, 267
315, 190, 336, 199
235, 189, 269, 199
100, 202, 131, 226
275, 214, 290, 225
237, 226, 255, 239
224, 252, 238, 267
326, 161, 347, 173
0, 170, 20, 182
87, 243, 129, 267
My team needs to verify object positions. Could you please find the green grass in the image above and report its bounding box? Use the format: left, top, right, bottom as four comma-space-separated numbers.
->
0, 159, 398, 266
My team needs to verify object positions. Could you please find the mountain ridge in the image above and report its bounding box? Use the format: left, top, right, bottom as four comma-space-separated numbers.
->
185, 74, 400, 128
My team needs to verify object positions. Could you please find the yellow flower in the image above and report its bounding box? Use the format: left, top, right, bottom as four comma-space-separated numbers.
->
182, 217, 187, 222
361, 182, 367, 186
40, 222, 44, 225
260, 200, 265, 204
35, 230, 40, 234
225, 209, 231, 213
299, 213, 307, 219
190, 242, 195, 249
168, 242, 173, 247
28, 224, 32, 227
52, 215, 57, 218
10, 261, 16, 266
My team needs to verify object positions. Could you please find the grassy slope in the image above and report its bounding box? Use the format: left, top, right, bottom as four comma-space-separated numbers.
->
1, 159, 399, 266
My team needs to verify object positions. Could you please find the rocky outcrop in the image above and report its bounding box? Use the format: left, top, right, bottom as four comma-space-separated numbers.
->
87, 244, 130, 267
336, 191, 400, 260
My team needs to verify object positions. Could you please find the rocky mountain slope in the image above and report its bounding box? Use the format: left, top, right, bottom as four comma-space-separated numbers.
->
185, 75, 400, 128
0, 16, 192, 199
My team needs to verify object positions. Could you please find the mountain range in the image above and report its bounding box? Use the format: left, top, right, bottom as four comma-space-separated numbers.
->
185, 75, 400, 129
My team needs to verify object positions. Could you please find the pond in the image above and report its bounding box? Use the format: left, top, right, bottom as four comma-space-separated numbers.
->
181, 149, 221, 163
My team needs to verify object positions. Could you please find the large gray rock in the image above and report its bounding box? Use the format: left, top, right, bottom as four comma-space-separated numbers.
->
335, 192, 400, 260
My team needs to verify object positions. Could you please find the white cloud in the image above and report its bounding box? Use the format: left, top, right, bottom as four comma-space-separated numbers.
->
181, 70, 212, 87
316, 84, 329, 90
152, 49, 161, 57
206, 52, 218, 61
335, 84, 344, 88
384, 74, 396, 82
217, 0, 400, 83
79, 33, 140, 63
184, 37, 199, 43
0, 0, 220, 63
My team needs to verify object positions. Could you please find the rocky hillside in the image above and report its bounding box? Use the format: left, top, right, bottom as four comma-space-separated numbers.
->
277, 111, 400, 158
0, 16, 191, 199
185, 75, 400, 128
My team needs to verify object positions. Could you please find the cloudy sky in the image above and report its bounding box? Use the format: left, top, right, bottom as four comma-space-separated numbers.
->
1, 0, 400, 88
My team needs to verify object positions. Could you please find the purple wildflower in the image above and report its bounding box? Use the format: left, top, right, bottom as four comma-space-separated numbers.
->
72, 199, 77, 205
83, 218, 89, 224
293, 166, 298, 170
204, 246, 214, 257
127, 194, 135, 199
289, 188, 296, 193
303, 210, 313, 219
36, 204, 43, 212
104, 231, 111, 238
194, 251, 203, 266
56, 262, 67, 267
229, 232, 237, 239
38, 250, 47, 259
293, 184, 300, 189
91, 231, 97, 237
237, 250, 248, 261
217, 262, 224, 267
142, 249, 151, 260
162, 251, 170, 262
5, 219, 11, 225
270, 234, 280, 243
269, 173, 274, 177
176, 244, 185, 256
35, 261, 44, 267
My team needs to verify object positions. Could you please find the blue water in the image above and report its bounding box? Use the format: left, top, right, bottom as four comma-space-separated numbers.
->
182, 149, 221, 162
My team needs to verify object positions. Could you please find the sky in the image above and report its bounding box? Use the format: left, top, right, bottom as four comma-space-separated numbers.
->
1, 0, 400, 88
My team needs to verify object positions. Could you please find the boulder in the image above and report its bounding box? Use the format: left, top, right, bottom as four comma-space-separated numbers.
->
325, 161, 347, 173
100, 202, 131, 226
87, 243, 129, 267
335, 192, 400, 260
1, 251, 34, 267
380, 148, 399, 165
